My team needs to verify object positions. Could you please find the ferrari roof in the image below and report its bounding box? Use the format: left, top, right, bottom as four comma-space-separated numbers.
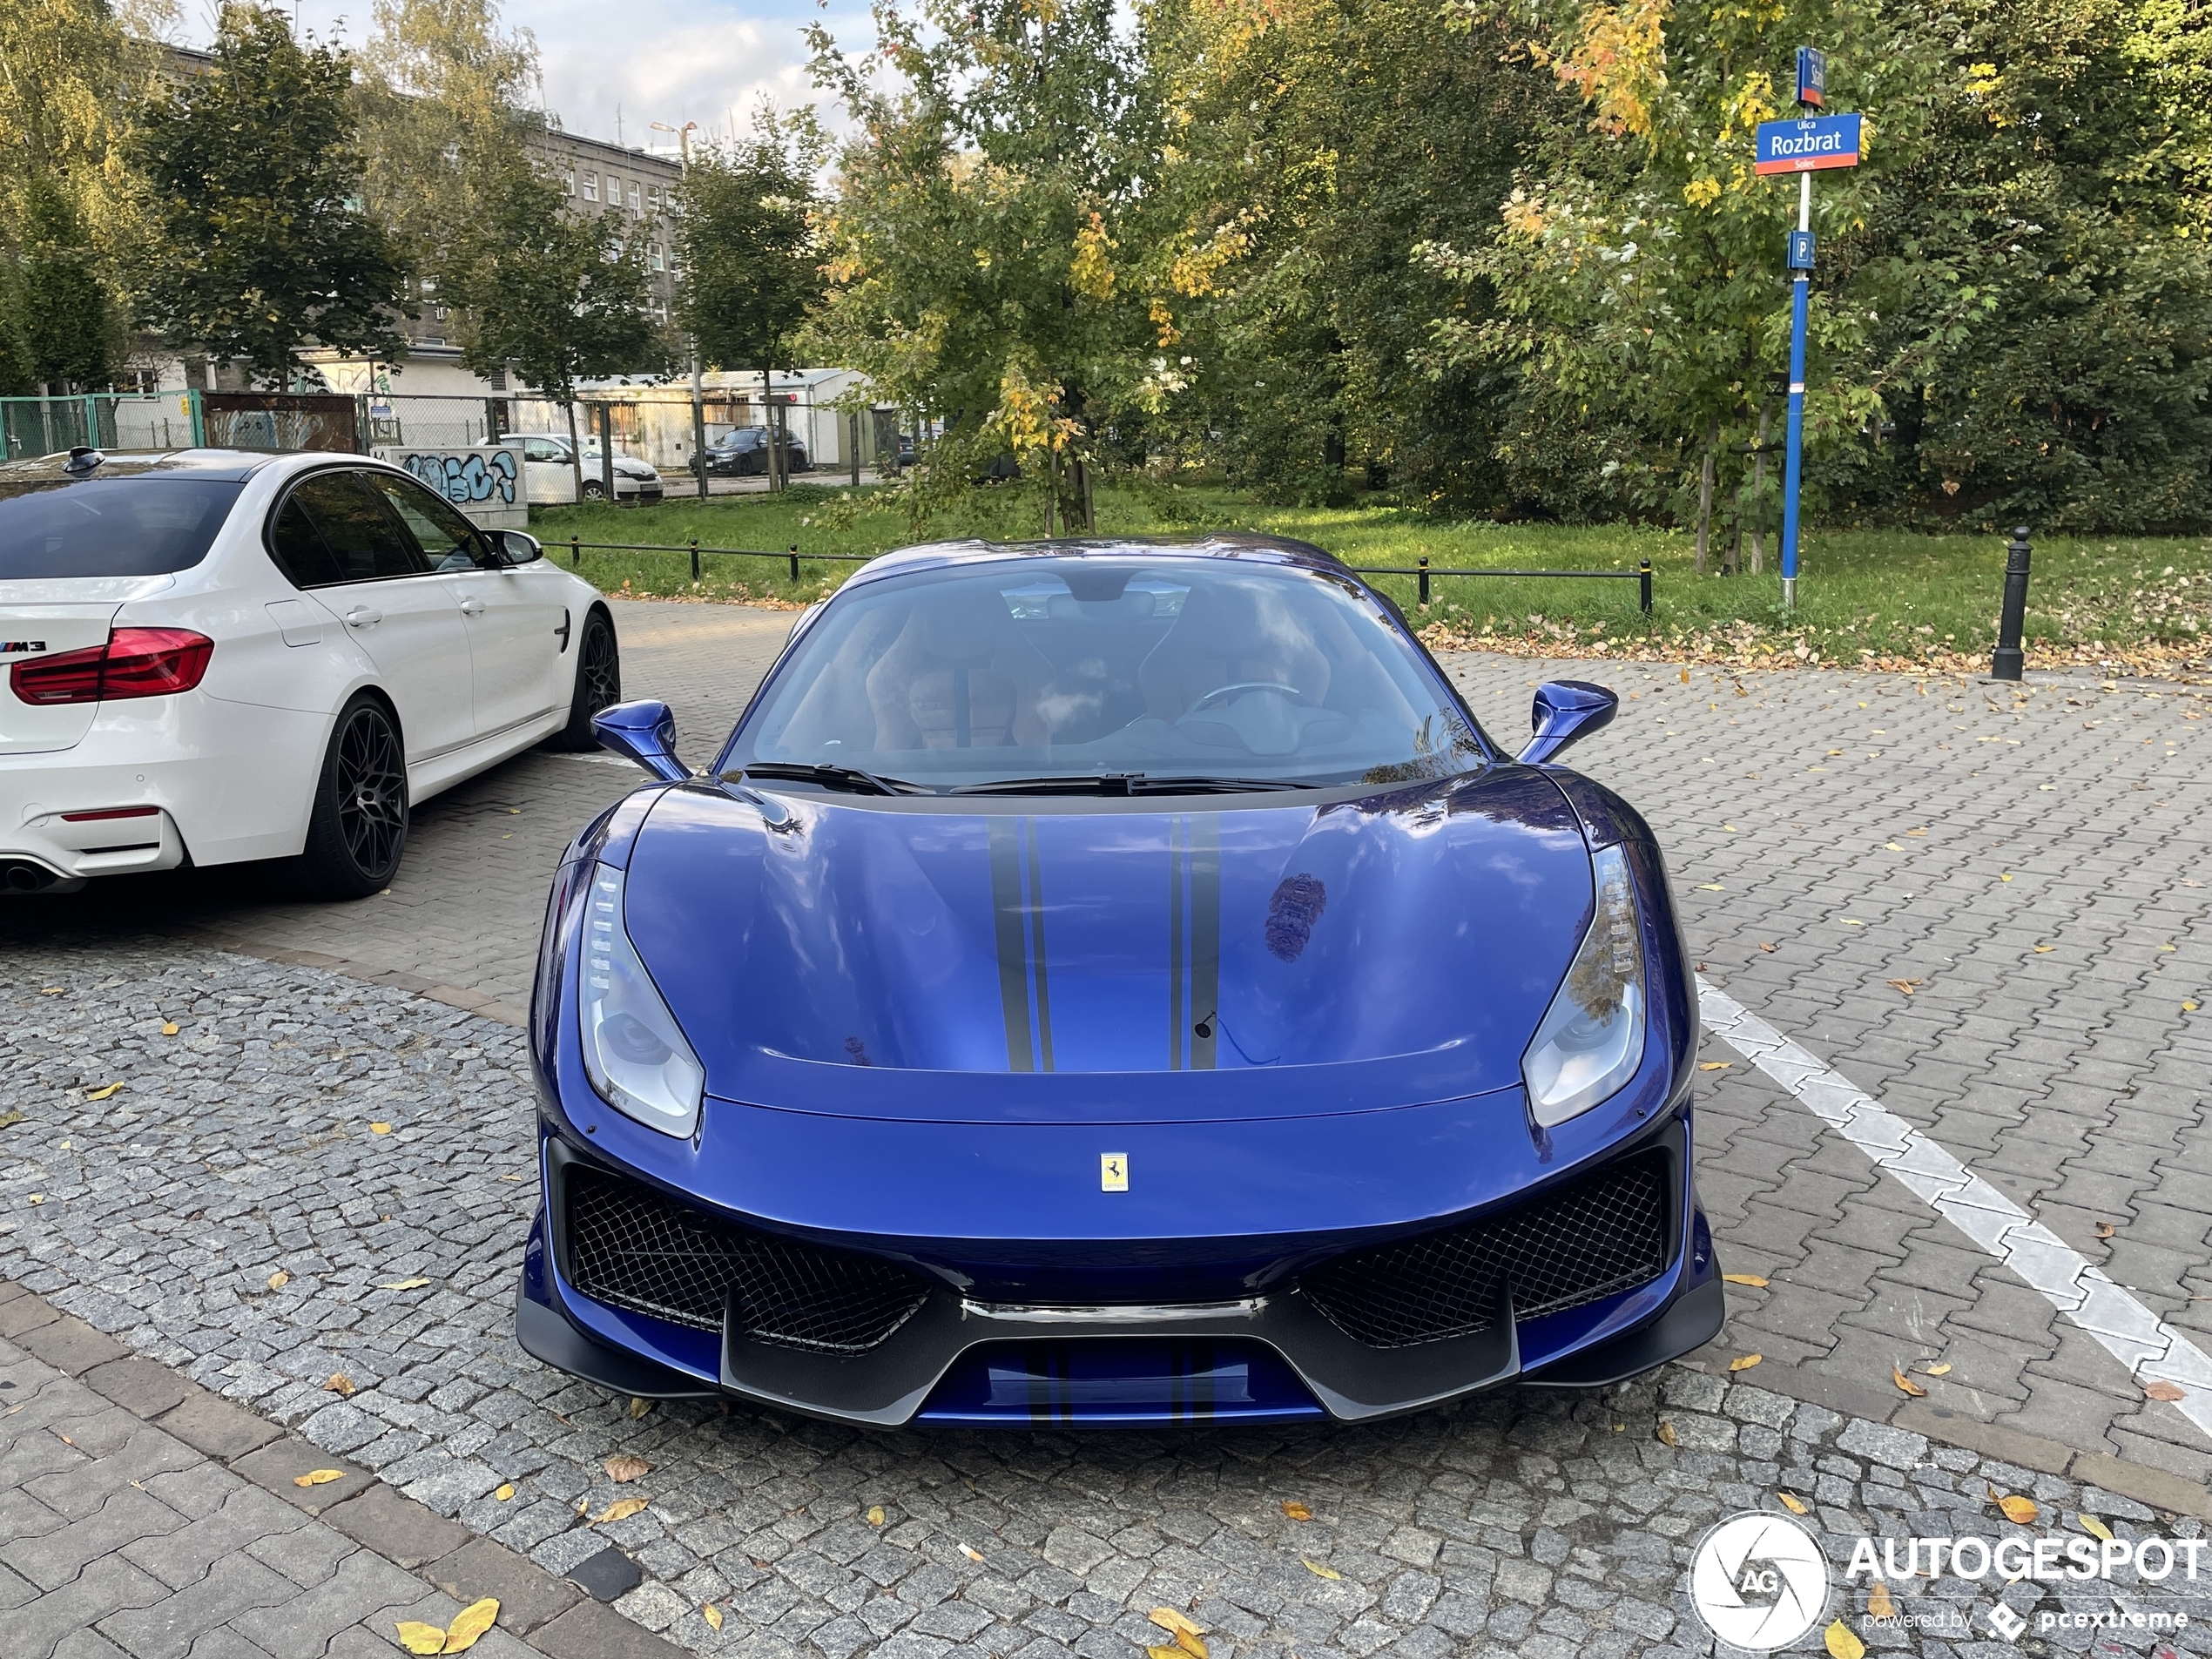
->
847, 532, 1345, 589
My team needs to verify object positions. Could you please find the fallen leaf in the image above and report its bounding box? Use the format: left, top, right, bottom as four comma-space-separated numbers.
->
494, 1483, 515, 1501
1892, 1366, 1926, 1398
1696, 883, 1724, 891
378, 1278, 430, 1291
1989, 1486, 2039, 1526
1885, 841, 1904, 852
1867, 1581, 1895, 1619
0, 1109, 23, 1130
626, 1397, 651, 1420
704, 1605, 724, 1631
1656, 1421, 1678, 1447
2034, 944, 2055, 954
324, 1373, 354, 1396
1698, 1061, 1730, 1071
1824, 1617, 1865, 1659
1680, 667, 1689, 684
293, 1469, 347, 1487
1758, 941, 1776, 953
1149, 1648, 1184, 1659
84, 1082, 123, 1101
1886, 979, 1920, 995
395, 1622, 448, 1656
442, 1597, 500, 1653
2187, 1001, 2201, 1013
267, 1271, 290, 1291
160, 1022, 179, 1035
604, 1454, 651, 1483
26, 1194, 43, 1205
2080, 1514, 2114, 1541
1840, 918, 1865, 927
1150, 1609, 1205, 1638
370, 1122, 393, 1135
1905, 827, 1927, 836
2145, 1379, 2187, 1402
2000, 873, 2014, 882
867, 1505, 886, 1527
1175, 1632, 1209, 1659
591, 1497, 648, 1524
2094, 1221, 2115, 1239
1722, 1273, 1770, 1287
1302, 1559, 1341, 1580
39, 987, 63, 995
1281, 1501, 1313, 1521
1777, 1491, 1809, 1514
1925, 1363, 1952, 1377
1729, 1353, 1763, 1372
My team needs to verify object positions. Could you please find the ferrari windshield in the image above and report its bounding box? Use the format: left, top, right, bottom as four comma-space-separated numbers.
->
728, 556, 1486, 790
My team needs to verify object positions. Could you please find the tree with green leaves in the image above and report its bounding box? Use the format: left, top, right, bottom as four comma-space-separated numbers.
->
132, 4, 410, 388
446, 146, 656, 498
12, 173, 119, 390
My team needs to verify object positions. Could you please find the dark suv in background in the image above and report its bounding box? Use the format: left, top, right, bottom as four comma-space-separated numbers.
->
698, 427, 809, 476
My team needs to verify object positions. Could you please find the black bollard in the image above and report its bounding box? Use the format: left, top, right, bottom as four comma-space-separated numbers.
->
1639, 558, 1653, 615
689, 538, 700, 583
1418, 556, 1430, 609
788, 544, 801, 583
1991, 526, 2032, 681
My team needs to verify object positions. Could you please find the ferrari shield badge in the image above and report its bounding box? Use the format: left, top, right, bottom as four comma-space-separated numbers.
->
1100, 1153, 1130, 1192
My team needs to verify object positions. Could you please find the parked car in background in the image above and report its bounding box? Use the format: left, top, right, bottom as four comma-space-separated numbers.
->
698, 427, 809, 478
502, 435, 664, 504
0, 447, 620, 900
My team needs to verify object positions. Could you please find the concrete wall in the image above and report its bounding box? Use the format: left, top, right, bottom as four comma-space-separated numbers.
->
374, 443, 528, 529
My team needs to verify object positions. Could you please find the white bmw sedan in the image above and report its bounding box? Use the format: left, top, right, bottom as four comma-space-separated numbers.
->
0, 447, 620, 899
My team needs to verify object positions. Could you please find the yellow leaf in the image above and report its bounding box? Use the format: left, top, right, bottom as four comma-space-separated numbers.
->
494, 1484, 516, 1501
604, 1454, 651, 1483
395, 1622, 448, 1656
1150, 1608, 1204, 1637
379, 1278, 431, 1291
2033, 944, 2055, 954
704, 1604, 724, 1630
1280, 1500, 1312, 1521
2080, 1514, 2114, 1541
1150, 1649, 1184, 1659
1840, 918, 1865, 927
1729, 1353, 1763, 1372
1824, 1617, 1866, 1659
1886, 979, 1920, 995
1303, 1559, 1341, 1580
84, 1082, 123, 1101
1989, 1486, 2039, 1525
867, 1505, 886, 1526
591, 1497, 648, 1524
627, 1397, 651, 1420
1698, 1061, 1731, 1071
2000, 873, 2013, 881
2145, 1379, 2187, 1402
267, 1271, 290, 1291
1722, 1273, 1770, 1287
1885, 842, 1904, 852
1867, 1581, 1895, 1619
1175, 1632, 1208, 1659
2187, 1001, 2201, 1012
1777, 1491, 1809, 1514
161, 1022, 179, 1035
442, 1597, 500, 1653
1656, 1421, 1678, 1447
1925, 1363, 1952, 1376
324, 1372, 354, 1395
1892, 1366, 1926, 1397
370, 1122, 393, 1135
293, 1469, 347, 1487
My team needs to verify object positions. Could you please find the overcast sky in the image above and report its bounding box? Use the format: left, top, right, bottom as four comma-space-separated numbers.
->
178, 0, 870, 157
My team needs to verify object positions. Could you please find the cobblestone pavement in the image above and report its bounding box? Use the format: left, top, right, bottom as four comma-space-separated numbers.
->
4, 596, 2212, 1656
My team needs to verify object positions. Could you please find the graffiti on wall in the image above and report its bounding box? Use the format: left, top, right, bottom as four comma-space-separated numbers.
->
401, 448, 518, 507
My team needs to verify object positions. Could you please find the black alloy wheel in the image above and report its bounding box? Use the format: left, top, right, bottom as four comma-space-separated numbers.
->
554, 610, 623, 751
299, 695, 408, 899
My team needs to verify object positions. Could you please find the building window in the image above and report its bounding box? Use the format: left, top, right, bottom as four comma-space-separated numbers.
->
647, 184, 660, 210
649, 244, 663, 273
564, 166, 576, 195
582, 172, 598, 202
628, 182, 642, 212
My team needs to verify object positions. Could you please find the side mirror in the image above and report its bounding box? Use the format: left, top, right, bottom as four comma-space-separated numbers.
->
496, 529, 544, 565
1520, 679, 1618, 765
593, 699, 689, 782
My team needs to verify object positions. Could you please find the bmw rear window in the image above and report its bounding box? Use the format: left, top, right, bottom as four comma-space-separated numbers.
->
0, 478, 243, 578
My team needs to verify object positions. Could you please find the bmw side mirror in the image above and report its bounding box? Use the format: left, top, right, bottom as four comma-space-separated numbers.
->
496, 529, 544, 565
593, 699, 690, 782
1520, 679, 1619, 765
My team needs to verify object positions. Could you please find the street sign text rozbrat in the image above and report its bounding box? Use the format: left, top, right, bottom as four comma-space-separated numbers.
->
1754, 113, 1863, 175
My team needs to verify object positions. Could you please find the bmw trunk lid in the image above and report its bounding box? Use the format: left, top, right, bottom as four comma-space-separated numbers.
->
0, 580, 170, 755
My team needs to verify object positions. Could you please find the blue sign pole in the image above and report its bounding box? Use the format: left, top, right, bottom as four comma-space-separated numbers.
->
1780, 172, 1811, 610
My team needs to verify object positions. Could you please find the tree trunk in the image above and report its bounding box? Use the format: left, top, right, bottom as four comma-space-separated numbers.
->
1751, 402, 1770, 574
1694, 416, 1719, 575
759, 368, 778, 491
564, 396, 584, 504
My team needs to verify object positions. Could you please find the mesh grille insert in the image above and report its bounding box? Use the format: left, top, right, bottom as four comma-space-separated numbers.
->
563, 1164, 931, 1353
1300, 1151, 1671, 1348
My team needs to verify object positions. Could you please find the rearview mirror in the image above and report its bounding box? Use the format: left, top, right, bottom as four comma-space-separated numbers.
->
593, 699, 689, 782
1520, 679, 1618, 765
495, 529, 544, 565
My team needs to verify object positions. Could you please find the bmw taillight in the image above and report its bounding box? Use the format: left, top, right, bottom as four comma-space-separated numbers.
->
9, 629, 215, 705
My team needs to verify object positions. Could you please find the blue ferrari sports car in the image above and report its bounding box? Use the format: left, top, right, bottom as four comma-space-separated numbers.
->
516, 533, 1723, 1426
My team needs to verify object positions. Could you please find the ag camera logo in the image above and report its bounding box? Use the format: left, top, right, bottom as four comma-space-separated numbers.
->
1689, 1511, 1831, 1650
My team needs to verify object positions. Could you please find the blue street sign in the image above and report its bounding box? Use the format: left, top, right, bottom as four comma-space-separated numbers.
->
1755, 112, 1862, 174
1787, 231, 1815, 270
1796, 46, 1826, 108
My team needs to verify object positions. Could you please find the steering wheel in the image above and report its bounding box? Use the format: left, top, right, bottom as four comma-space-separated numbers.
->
1187, 680, 1310, 713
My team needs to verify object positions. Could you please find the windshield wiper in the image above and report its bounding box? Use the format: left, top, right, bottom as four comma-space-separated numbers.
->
948, 773, 1322, 797
741, 763, 934, 796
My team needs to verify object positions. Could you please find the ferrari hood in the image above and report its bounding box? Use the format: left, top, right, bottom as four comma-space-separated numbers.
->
621, 769, 1594, 1121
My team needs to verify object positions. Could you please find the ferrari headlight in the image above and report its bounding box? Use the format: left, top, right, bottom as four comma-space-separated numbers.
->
1522, 844, 1647, 1128
578, 863, 705, 1137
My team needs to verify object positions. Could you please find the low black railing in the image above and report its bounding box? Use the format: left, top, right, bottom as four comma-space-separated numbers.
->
556, 538, 1656, 614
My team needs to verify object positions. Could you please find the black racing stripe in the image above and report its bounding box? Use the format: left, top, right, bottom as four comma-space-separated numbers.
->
1190, 814, 1221, 1071
1025, 819, 1055, 1073
988, 818, 1034, 1071
1167, 815, 1186, 1071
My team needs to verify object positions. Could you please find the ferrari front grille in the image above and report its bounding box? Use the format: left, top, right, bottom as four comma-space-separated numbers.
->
563, 1164, 932, 1353
1299, 1150, 1671, 1348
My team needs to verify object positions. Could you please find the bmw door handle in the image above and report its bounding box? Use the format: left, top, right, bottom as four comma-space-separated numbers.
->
459, 597, 486, 616
344, 607, 382, 629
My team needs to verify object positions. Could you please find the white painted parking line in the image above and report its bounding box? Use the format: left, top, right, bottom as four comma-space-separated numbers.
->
1696, 975, 2212, 1443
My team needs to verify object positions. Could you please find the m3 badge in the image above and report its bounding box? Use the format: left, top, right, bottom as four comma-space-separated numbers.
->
1100, 1153, 1129, 1192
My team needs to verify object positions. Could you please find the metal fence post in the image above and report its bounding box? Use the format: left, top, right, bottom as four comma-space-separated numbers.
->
788, 545, 800, 583
187, 389, 206, 448
849, 414, 861, 487
690, 538, 700, 583
1991, 527, 2032, 681
570, 536, 581, 567
1417, 557, 1430, 609
1639, 559, 1653, 615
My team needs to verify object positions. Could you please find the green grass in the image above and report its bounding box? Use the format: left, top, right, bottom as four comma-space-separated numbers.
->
532, 482, 2212, 670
